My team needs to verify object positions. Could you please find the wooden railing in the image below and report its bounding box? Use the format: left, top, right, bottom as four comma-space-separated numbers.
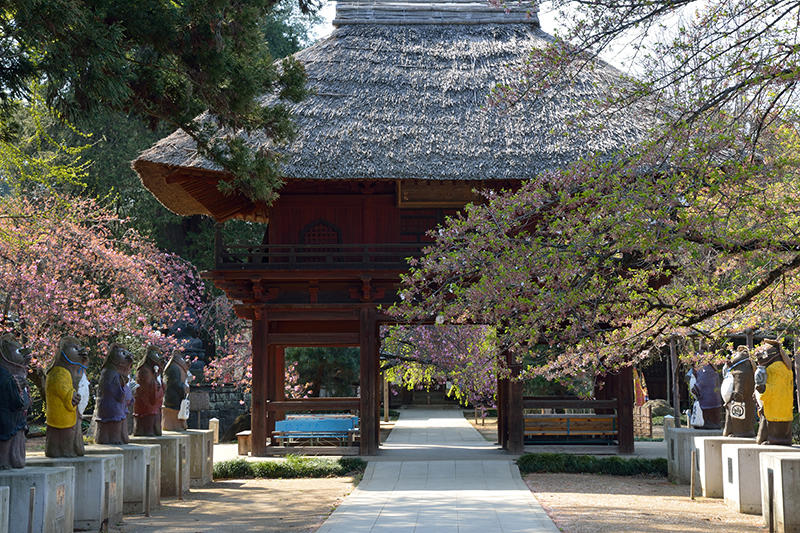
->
215, 238, 427, 270
265, 397, 361, 412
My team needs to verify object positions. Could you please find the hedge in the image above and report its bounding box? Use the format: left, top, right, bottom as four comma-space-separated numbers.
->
214, 455, 367, 479
517, 453, 667, 476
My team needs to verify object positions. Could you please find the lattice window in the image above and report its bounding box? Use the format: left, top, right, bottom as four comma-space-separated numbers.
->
301, 221, 340, 245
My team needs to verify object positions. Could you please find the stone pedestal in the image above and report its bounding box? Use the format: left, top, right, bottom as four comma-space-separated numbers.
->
27, 454, 122, 531
665, 426, 722, 483
0, 466, 74, 533
209, 418, 220, 444
694, 436, 756, 497
130, 434, 190, 498
721, 443, 800, 514
759, 452, 800, 532
84, 443, 161, 514
0, 486, 9, 533
184, 429, 214, 486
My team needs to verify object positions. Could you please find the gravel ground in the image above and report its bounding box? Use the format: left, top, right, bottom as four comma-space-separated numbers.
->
526, 473, 767, 533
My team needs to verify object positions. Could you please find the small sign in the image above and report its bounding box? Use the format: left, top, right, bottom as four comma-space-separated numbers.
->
55, 484, 66, 518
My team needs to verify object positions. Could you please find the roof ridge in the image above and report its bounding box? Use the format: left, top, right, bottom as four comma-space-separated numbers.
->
333, 0, 539, 26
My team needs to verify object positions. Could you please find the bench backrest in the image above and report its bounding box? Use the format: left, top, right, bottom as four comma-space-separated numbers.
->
276, 417, 358, 433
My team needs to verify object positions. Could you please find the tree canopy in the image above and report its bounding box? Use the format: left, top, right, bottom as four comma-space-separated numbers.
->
394, 0, 800, 378
1, 0, 315, 204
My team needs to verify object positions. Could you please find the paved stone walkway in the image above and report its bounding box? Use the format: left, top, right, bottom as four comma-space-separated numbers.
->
317, 408, 559, 533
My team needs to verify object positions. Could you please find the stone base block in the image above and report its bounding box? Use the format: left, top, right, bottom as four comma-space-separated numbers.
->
665, 426, 722, 483
27, 454, 121, 531
694, 436, 756, 498
185, 429, 214, 486
760, 452, 800, 532
0, 486, 8, 533
85, 443, 161, 515
722, 443, 800, 514
130, 434, 190, 498
0, 466, 74, 533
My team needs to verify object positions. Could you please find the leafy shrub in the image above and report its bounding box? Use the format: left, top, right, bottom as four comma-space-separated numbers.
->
517, 453, 667, 477
213, 455, 367, 479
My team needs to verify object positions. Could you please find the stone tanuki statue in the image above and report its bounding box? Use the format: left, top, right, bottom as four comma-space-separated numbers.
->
721, 345, 757, 438
45, 336, 88, 457
162, 352, 190, 431
134, 345, 165, 436
0, 334, 32, 469
688, 363, 723, 429
754, 338, 794, 445
95, 344, 135, 444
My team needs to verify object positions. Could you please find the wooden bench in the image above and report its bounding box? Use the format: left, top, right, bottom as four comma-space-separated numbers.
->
524, 414, 617, 440
272, 416, 359, 446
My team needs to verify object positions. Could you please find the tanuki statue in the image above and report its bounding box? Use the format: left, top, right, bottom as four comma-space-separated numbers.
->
95, 344, 135, 444
0, 334, 31, 469
45, 336, 88, 457
133, 345, 165, 436
721, 346, 757, 438
754, 339, 794, 445
162, 353, 190, 431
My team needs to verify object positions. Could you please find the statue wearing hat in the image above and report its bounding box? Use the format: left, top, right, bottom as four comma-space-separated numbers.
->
0, 334, 32, 468
754, 339, 794, 445
721, 346, 757, 438
162, 353, 190, 431
133, 345, 165, 436
45, 336, 89, 457
95, 344, 135, 444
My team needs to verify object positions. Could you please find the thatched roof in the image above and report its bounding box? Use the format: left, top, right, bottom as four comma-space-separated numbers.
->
134, 0, 652, 221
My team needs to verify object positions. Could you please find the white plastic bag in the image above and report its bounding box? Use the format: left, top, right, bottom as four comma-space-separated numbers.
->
720, 373, 734, 404
77, 373, 90, 416
178, 398, 190, 420
689, 400, 704, 428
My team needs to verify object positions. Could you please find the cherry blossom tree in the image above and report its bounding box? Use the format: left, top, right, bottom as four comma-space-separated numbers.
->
382, 325, 498, 408
393, 0, 800, 379
0, 194, 206, 389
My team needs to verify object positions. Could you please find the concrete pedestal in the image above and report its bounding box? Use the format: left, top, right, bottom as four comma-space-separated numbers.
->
722, 443, 800, 514
0, 486, 8, 533
694, 436, 756, 497
85, 443, 161, 514
185, 429, 214, 486
759, 452, 800, 532
0, 466, 74, 533
27, 454, 122, 531
665, 426, 722, 483
130, 434, 190, 498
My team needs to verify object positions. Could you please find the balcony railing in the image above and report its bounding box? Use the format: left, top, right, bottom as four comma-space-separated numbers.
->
214, 240, 428, 270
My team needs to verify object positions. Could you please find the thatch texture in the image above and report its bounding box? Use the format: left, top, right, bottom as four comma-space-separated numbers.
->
134, 1, 652, 218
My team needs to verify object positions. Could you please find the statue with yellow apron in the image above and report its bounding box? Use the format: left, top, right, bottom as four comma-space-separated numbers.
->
754, 339, 794, 446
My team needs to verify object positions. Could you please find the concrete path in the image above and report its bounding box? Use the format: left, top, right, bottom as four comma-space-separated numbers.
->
317, 408, 559, 533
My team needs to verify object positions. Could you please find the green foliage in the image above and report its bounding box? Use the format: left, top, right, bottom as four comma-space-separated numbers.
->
285, 347, 360, 397
516, 453, 667, 477
213, 456, 367, 479
0, 0, 316, 203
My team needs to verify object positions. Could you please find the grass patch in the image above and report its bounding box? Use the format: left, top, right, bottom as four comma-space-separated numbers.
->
214, 455, 367, 480
517, 453, 667, 477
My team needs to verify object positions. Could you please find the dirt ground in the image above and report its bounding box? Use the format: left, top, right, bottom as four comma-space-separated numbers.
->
113, 477, 357, 533
526, 473, 767, 533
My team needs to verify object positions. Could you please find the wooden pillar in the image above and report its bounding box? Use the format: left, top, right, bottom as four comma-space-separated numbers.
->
669, 336, 681, 428
497, 374, 506, 447
617, 366, 635, 454
251, 313, 268, 457
506, 362, 524, 454
266, 345, 285, 446
359, 307, 379, 455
